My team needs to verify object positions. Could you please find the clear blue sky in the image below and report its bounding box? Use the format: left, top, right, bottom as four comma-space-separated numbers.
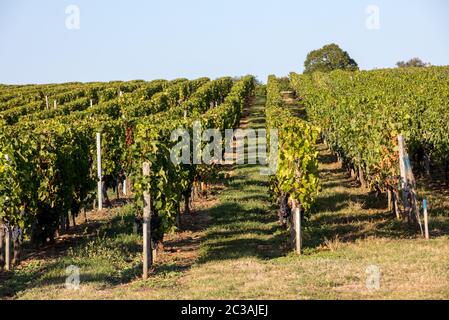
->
1, 0, 448, 84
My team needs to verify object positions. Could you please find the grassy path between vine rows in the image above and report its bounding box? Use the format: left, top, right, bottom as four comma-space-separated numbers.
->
2, 95, 449, 300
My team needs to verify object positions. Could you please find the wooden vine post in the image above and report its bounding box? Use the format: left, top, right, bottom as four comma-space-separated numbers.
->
0, 224, 4, 269
398, 135, 423, 234
398, 135, 410, 208
142, 162, 153, 279
96, 132, 103, 211
423, 199, 430, 240
122, 179, 127, 196
294, 203, 302, 255
292, 157, 304, 255
4, 225, 11, 271
45, 95, 49, 109
290, 200, 302, 255
12, 226, 21, 266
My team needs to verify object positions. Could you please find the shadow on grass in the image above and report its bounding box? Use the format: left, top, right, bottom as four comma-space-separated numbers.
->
312, 192, 388, 214
0, 207, 144, 299
195, 190, 288, 264
304, 212, 430, 250
303, 145, 449, 251
0, 260, 59, 298
0, 262, 143, 298
198, 233, 287, 262
195, 97, 290, 263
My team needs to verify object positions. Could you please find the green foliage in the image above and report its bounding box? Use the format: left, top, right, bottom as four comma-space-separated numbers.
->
0, 78, 198, 241
304, 43, 358, 74
266, 75, 320, 213
291, 66, 449, 191
131, 76, 255, 237
0, 75, 255, 246
0, 121, 96, 240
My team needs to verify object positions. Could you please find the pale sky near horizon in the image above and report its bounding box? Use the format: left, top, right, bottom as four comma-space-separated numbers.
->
0, 0, 448, 84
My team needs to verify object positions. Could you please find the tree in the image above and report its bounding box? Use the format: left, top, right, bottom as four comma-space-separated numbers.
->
303, 44, 359, 74
396, 58, 430, 68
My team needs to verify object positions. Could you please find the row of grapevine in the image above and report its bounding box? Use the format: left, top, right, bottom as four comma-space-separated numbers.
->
0, 80, 147, 113
0, 84, 120, 125
130, 76, 255, 242
18, 78, 187, 123
0, 82, 85, 111
0, 78, 208, 244
0, 79, 171, 123
266, 75, 320, 222
290, 67, 449, 195
121, 77, 211, 119
0, 76, 254, 263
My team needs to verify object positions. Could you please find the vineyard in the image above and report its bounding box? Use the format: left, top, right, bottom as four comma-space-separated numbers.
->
0, 76, 255, 270
290, 67, 449, 224
1, 67, 449, 299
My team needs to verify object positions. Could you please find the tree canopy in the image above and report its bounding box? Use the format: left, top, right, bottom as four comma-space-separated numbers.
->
304, 44, 359, 74
397, 58, 431, 68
